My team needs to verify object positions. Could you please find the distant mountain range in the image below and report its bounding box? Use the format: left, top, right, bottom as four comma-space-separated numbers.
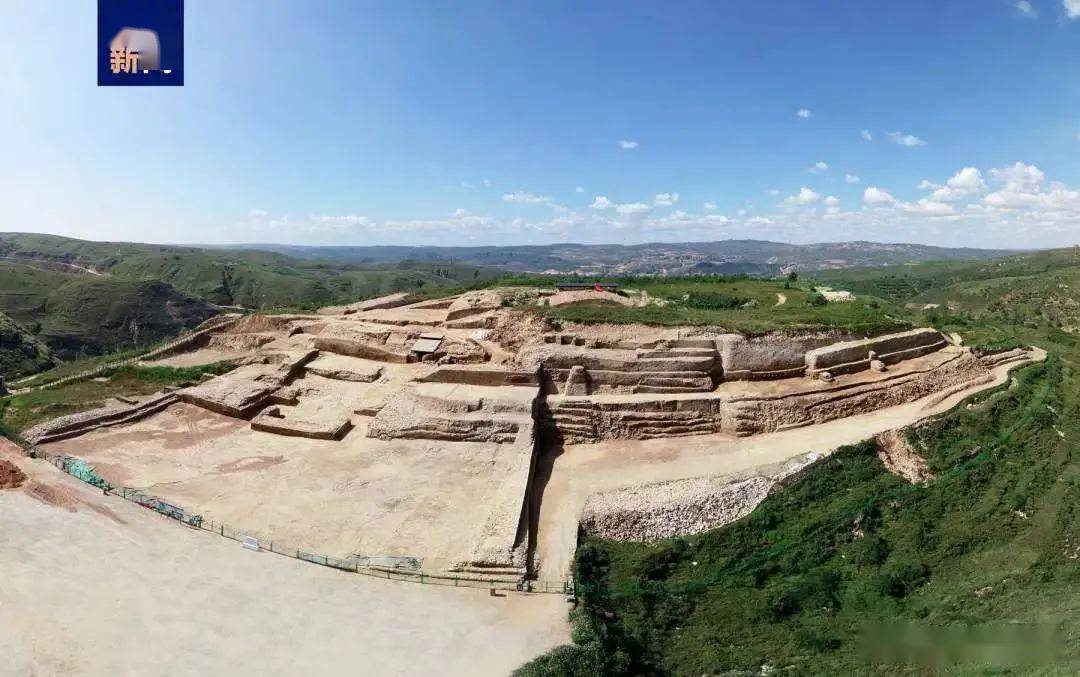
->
217, 240, 1020, 276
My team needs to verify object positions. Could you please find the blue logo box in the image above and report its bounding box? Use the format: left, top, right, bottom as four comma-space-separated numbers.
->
98, 0, 184, 86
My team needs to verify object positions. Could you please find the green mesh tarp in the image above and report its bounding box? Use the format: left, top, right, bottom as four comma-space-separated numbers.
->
60, 457, 110, 489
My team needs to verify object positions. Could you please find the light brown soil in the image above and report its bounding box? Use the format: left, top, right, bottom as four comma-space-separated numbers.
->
0, 458, 27, 489
546, 289, 636, 307
0, 453, 568, 676
225, 314, 294, 334
144, 348, 253, 367
486, 309, 548, 352
876, 428, 931, 483
23, 480, 78, 511
40, 398, 530, 571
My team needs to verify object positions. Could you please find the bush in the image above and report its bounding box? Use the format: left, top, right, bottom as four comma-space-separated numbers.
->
876, 560, 929, 598
512, 643, 603, 677
682, 291, 751, 310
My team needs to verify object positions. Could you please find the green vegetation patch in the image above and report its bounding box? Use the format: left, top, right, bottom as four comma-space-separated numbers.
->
522, 355, 1079, 675
0, 362, 235, 435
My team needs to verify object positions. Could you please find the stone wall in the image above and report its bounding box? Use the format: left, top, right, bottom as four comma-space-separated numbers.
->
717, 333, 844, 380
804, 328, 946, 377
544, 349, 994, 443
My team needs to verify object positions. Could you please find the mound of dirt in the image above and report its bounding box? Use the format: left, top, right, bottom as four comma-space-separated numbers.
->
225, 314, 293, 334
23, 480, 78, 511
0, 459, 27, 489
546, 289, 635, 307
487, 310, 548, 352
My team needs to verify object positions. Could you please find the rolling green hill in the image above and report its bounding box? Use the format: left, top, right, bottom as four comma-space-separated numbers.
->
0, 233, 498, 310
0, 260, 216, 366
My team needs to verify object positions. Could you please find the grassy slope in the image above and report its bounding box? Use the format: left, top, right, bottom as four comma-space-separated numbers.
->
498, 274, 910, 335
0, 232, 499, 310
0, 261, 217, 361
0, 311, 54, 379
521, 255, 1080, 676
0, 362, 235, 436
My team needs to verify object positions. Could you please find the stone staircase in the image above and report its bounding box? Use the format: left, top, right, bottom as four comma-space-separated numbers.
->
543, 400, 599, 443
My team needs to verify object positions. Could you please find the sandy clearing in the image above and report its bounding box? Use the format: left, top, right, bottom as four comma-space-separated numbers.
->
532, 348, 1045, 579
0, 447, 568, 676
144, 347, 254, 367
39, 398, 526, 570
776, 292, 787, 306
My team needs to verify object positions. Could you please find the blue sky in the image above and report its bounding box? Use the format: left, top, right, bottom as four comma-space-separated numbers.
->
1, 0, 1079, 248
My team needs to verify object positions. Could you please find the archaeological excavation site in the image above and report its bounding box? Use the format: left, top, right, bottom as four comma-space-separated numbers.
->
23, 287, 1043, 586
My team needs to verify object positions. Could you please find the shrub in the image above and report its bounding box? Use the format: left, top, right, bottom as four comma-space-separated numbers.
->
876, 560, 929, 598
682, 291, 751, 310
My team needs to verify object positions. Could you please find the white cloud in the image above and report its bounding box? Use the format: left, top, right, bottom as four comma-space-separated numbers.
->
617, 140, 639, 149
1067, 0, 1080, 18
918, 179, 941, 190
590, 196, 613, 210
844, 174, 861, 184
824, 195, 840, 207
860, 129, 872, 141
988, 161, 1045, 192
703, 201, 717, 210
929, 167, 986, 202
451, 208, 470, 218
863, 186, 896, 204
249, 208, 268, 217
502, 190, 551, 204
888, 131, 927, 147
785, 187, 821, 205
575, 186, 584, 193
903, 199, 956, 216
482, 178, 491, 188
654, 192, 681, 206
1015, 1, 1036, 15
615, 202, 651, 215
796, 108, 812, 118
311, 214, 369, 226
809, 161, 829, 173
768, 188, 781, 196
981, 162, 1078, 212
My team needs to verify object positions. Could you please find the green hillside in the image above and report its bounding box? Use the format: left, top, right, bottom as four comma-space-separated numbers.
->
0, 233, 498, 310
36, 276, 216, 358
0, 311, 54, 380
0, 260, 216, 364
522, 253, 1080, 675
495, 273, 910, 336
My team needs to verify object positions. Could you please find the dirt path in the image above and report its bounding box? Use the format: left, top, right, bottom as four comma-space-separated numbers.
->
0, 443, 569, 676
533, 349, 1044, 579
